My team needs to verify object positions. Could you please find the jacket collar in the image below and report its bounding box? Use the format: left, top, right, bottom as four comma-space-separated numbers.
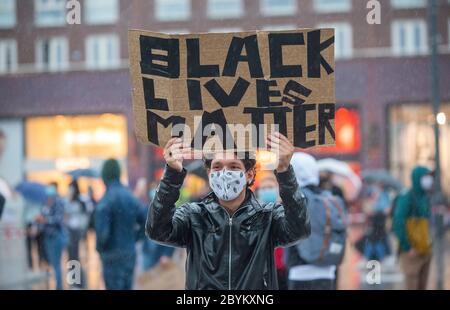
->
105, 180, 121, 189
203, 188, 262, 216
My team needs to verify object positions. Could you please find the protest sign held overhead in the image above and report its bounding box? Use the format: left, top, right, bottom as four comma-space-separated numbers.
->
129, 28, 335, 151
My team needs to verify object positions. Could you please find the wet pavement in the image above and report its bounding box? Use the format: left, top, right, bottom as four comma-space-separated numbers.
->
33, 224, 450, 290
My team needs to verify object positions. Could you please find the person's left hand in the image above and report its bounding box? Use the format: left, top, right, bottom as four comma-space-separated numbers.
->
267, 132, 294, 173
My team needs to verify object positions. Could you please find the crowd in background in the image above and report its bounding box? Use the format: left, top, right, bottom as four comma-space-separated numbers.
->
0, 126, 448, 290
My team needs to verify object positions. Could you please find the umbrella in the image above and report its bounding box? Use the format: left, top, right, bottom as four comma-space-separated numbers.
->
67, 168, 99, 179
317, 158, 355, 178
361, 169, 403, 191
15, 181, 48, 205
317, 158, 362, 202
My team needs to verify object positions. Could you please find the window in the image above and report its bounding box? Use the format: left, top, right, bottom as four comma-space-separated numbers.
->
389, 103, 450, 196
0, 40, 17, 74
391, 19, 428, 56
155, 0, 191, 21
318, 22, 353, 59
314, 0, 351, 13
207, 0, 243, 19
85, 35, 120, 70
391, 0, 426, 9
260, 0, 296, 16
0, 0, 16, 28
85, 0, 118, 25
35, 0, 66, 27
36, 37, 69, 71
209, 27, 242, 33
261, 24, 296, 31
160, 29, 190, 34
25, 114, 128, 193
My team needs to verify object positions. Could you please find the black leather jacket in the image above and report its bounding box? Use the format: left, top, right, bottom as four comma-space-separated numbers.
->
146, 164, 310, 290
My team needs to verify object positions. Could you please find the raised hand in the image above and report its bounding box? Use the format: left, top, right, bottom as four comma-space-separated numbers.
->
163, 138, 191, 172
267, 132, 294, 173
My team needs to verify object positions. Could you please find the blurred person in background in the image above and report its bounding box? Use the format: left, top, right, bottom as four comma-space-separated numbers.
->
95, 159, 146, 290
65, 180, 89, 288
256, 171, 287, 290
141, 182, 175, 272
0, 129, 5, 159
24, 199, 48, 270
0, 194, 4, 220
393, 166, 433, 290
358, 183, 392, 262
86, 185, 97, 232
0, 129, 6, 219
319, 171, 348, 211
35, 185, 68, 290
18, 182, 47, 270
286, 153, 347, 290
134, 177, 149, 204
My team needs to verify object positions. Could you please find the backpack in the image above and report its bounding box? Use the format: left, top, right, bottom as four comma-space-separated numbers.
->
405, 191, 432, 256
294, 188, 347, 266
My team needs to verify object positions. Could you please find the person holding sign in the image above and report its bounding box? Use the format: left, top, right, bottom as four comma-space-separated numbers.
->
146, 132, 310, 290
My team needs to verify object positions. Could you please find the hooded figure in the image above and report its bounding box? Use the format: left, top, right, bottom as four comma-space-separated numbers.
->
95, 159, 146, 290
287, 153, 346, 290
393, 166, 432, 251
393, 165, 433, 290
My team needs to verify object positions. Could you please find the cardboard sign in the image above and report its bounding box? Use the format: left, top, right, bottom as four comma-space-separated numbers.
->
129, 29, 335, 150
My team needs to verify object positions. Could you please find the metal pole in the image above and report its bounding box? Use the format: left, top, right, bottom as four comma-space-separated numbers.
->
428, 0, 444, 290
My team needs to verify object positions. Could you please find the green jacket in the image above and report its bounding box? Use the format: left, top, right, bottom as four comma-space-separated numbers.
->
392, 166, 431, 252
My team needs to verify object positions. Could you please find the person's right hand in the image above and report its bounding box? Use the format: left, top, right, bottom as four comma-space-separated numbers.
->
163, 137, 191, 172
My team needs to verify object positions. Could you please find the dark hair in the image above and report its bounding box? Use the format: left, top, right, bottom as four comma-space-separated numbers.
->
69, 180, 81, 201
203, 153, 256, 170
0, 129, 4, 139
101, 158, 121, 184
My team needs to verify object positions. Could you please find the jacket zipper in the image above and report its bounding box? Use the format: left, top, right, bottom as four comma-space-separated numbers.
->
219, 205, 248, 290
228, 217, 232, 290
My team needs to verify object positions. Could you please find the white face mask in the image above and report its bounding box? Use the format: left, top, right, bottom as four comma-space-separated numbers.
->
420, 175, 433, 191
209, 169, 247, 201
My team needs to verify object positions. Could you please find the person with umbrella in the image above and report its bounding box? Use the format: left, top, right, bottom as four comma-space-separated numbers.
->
15, 181, 49, 270
317, 158, 362, 211
357, 182, 392, 263
355, 170, 403, 263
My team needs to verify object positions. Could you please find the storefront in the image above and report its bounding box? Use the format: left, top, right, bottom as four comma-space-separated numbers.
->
389, 103, 450, 194
24, 113, 128, 198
